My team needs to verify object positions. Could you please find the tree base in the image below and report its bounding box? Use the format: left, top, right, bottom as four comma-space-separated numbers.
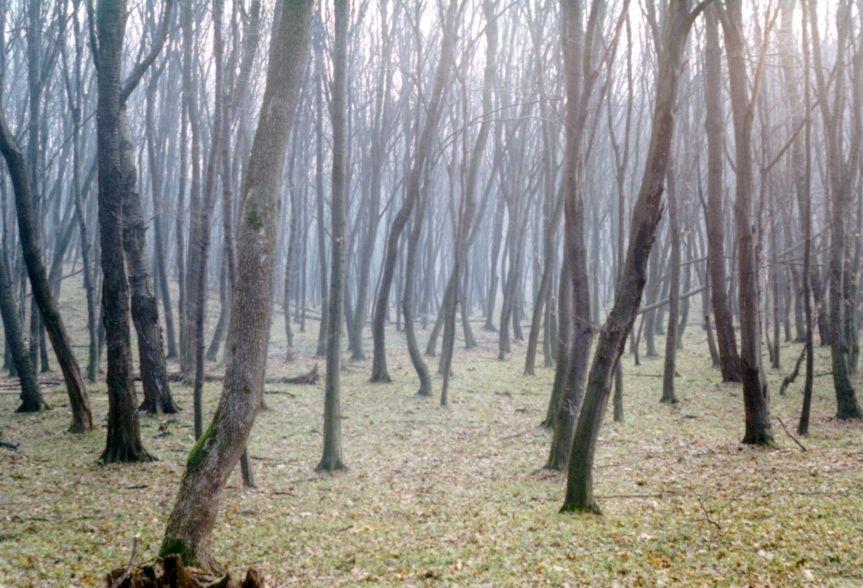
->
15, 400, 47, 413
740, 433, 774, 447
836, 407, 863, 420
560, 500, 602, 515
107, 554, 264, 588
315, 458, 347, 473
100, 445, 157, 464
369, 370, 392, 384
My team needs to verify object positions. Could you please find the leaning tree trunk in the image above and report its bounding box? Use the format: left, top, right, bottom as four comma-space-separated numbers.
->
562, 0, 705, 514
160, 0, 314, 569
0, 109, 92, 433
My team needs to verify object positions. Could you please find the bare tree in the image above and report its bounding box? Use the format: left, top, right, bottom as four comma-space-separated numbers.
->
160, 0, 315, 567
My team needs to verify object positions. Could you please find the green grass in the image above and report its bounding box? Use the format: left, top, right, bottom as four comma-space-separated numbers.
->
1, 280, 862, 585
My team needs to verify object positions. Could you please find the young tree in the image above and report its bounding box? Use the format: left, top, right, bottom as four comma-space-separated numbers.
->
318, 0, 348, 472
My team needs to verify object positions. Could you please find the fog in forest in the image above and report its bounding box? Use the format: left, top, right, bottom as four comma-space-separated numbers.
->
1, 0, 862, 585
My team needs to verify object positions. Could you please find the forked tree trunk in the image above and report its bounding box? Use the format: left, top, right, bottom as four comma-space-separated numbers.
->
94, 0, 154, 462
719, 0, 773, 444
160, 0, 314, 568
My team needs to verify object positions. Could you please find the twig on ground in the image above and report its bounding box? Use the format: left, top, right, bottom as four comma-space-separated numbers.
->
695, 495, 722, 531
776, 416, 808, 452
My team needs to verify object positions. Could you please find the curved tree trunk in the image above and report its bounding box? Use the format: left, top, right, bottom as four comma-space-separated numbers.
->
370, 1, 457, 383
160, 0, 314, 568
0, 107, 92, 433
562, 0, 704, 513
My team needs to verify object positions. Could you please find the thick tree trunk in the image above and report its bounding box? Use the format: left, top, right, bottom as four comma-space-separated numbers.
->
94, 0, 153, 462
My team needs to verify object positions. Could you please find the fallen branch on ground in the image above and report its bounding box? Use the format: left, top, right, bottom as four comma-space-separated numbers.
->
166, 364, 319, 386
776, 416, 808, 452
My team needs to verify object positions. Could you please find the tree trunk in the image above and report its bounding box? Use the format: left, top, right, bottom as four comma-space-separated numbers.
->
562, 0, 704, 513
160, 0, 314, 568
318, 0, 348, 472
370, 0, 457, 383
94, 0, 154, 462
720, 0, 774, 444
703, 8, 741, 383
0, 251, 43, 412
0, 110, 92, 433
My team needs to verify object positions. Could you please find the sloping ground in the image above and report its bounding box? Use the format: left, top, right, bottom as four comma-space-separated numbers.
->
1, 318, 862, 586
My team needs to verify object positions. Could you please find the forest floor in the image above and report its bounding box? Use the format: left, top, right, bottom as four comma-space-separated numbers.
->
2, 286, 863, 585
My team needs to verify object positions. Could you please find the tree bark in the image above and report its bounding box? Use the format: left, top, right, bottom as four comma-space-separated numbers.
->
562, 0, 704, 513
0, 109, 92, 433
94, 0, 154, 461
160, 0, 314, 568
318, 0, 348, 472
0, 251, 43, 412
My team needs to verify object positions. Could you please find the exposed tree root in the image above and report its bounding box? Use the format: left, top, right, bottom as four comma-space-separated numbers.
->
106, 554, 263, 588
